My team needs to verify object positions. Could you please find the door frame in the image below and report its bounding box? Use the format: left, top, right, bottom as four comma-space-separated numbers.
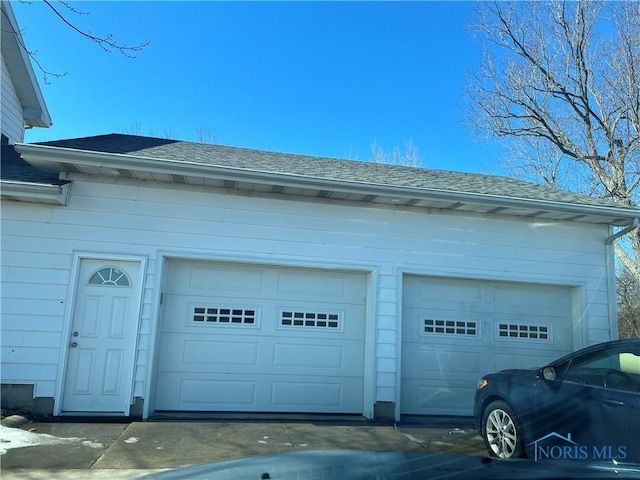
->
54, 252, 147, 416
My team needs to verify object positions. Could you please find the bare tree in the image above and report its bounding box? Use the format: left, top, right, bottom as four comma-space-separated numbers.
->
467, 1, 640, 281
193, 127, 220, 145
12, 0, 149, 82
117, 123, 221, 145
370, 138, 423, 167
617, 267, 640, 338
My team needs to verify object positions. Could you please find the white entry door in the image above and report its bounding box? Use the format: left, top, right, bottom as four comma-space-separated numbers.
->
61, 259, 142, 414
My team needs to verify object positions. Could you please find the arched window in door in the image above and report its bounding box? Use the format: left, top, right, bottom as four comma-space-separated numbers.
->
88, 267, 131, 287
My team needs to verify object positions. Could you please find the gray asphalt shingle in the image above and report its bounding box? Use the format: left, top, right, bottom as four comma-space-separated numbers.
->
1, 143, 66, 185
25, 133, 636, 211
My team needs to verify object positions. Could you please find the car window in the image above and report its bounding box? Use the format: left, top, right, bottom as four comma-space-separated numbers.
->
620, 352, 640, 375
563, 347, 640, 392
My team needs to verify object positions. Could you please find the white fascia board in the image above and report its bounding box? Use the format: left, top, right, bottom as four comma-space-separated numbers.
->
0, 179, 70, 205
15, 143, 640, 224
1, 1, 52, 128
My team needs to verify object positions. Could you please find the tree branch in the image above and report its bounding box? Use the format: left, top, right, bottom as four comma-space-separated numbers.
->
42, 0, 149, 57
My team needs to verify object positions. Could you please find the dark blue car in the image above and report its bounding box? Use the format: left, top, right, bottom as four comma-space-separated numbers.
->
474, 339, 640, 462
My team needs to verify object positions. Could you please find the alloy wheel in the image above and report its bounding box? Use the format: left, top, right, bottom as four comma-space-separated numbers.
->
485, 407, 519, 458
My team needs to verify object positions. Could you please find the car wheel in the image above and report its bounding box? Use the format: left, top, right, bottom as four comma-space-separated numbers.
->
482, 400, 525, 459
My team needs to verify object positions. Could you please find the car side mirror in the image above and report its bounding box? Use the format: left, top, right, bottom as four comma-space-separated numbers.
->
541, 366, 557, 381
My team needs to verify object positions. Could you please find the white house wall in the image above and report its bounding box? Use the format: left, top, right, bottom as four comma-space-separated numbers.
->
1, 53, 25, 143
0, 174, 613, 414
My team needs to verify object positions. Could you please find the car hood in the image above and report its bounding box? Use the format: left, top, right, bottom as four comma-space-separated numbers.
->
137, 450, 640, 479
482, 368, 541, 388
495, 367, 539, 376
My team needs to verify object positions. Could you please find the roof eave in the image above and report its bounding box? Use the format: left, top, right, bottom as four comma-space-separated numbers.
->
1, 1, 52, 129
0, 179, 70, 205
15, 143, 640, 225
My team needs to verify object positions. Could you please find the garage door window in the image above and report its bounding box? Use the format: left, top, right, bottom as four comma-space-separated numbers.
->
497, 323, 550, 341
279, 310, 342, 330
192, 306, 257, 325
422, 318, 478, 337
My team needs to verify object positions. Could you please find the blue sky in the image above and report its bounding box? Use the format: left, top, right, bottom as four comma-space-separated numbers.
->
14, 1, 502, 173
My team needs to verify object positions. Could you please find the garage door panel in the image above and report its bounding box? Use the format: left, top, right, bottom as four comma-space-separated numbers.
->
182, 340, 260, 368
155, 374, 258, 410
270, 338, 363, 376
276, 270, 365, 303
492, 284, 571, 316
414, 347, 485, 378
189, 264, 265, 293
273, 343, 345, 370
155, 373, 363, 412
401, 275, 574, 416
157, 335, 262, 372
412, 279, 484, 312
402, 380, 477, 416
401, 346, 486, 384
492, 351, 558, 373
155, 260, 367, 414
269, 379, 363, 412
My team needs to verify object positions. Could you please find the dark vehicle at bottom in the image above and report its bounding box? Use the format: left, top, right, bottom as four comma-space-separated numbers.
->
474, 339, 640, 462
139, 449, 640, 479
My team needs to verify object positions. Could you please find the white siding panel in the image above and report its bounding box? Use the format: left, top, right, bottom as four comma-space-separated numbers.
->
2, 283, 69, 299
1, 347, 59, 364
0, 331, 61, 348
2, 298, 67, 316
1, 54, 24, 143
1, 314, 64, 332
1, 174, 613, 413
1, 251, 72, 270
2, 266, 70, 284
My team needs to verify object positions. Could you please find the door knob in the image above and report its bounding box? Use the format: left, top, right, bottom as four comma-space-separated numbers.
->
70, 342, 78, 348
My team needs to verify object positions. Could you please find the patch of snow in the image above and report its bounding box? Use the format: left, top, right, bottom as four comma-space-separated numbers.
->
124, 437, 139, 444
81, 440, 104, 449
432, 440, 454, 446
402, 433, 425, 445
257, 440, 268, 444
0, 425, 96, 455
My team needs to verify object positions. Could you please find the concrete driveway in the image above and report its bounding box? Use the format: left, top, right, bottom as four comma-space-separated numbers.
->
0, 417, 485, 479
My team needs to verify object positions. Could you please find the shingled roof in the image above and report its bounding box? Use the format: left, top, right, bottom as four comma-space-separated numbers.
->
1, 142, 65, 185
34, 133, 631, 210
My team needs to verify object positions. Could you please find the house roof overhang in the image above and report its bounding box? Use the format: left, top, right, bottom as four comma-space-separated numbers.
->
14, 142, 640, 227
1, 1, 52, 128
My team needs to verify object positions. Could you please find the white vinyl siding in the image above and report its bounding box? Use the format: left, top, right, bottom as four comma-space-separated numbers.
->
0, 174, 612, 414
1, 54, 25, 143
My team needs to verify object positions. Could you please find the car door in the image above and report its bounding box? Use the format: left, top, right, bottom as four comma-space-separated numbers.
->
531, 369, 596, 445
629, 395, 640, 463
553, 345, 639, 461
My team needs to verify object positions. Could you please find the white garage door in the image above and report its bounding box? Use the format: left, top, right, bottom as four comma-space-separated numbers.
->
401, 276, 574, 416
154, 260, 367, 414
